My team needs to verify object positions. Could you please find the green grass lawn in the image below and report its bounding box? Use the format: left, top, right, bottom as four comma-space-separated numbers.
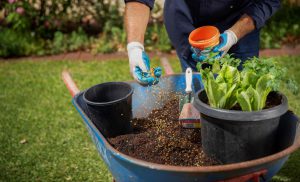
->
0, 56, 299, 181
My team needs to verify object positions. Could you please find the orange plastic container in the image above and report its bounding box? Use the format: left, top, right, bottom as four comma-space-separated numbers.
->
189, 26, 220, 50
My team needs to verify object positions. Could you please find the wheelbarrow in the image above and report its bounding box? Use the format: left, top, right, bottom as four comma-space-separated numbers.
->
62, 70, 300, 182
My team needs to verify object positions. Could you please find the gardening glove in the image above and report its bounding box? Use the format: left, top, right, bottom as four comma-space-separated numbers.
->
212, 30, 238, 58
127, 42, 162, 86
191, 47, 208, 62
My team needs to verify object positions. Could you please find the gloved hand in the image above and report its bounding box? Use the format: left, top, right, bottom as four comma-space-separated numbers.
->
191, 30, 238, 62
191, 47, 210, 62
212, 30, 238, 58
127, 42, 162, 86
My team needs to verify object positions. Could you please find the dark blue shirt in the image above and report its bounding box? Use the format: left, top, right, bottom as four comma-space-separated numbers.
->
124, 0, 280, 29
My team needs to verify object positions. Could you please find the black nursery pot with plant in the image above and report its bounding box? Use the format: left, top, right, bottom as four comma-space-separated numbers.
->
194, 89, 288, 164
83, 82, 133, 138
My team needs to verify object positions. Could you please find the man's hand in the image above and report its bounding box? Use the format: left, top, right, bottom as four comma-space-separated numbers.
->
212, 30, 238, 58
191, 14, 255, 62
191, 47, 208, 62
127, 42, 162, 86
191, 30, 237, 61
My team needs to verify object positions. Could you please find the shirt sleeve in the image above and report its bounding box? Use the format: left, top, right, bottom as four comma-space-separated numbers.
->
124, 0, 155, 10
244, 0, 281, 29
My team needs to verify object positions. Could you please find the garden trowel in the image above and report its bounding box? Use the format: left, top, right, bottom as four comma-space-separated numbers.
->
179, 68, 201, 128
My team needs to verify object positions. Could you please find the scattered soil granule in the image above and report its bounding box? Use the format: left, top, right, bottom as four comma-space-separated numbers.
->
108, 96, 221, 166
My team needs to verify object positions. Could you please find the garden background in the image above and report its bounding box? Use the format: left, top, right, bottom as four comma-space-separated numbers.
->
0, 0, 299, 57
1, 0, 300, 181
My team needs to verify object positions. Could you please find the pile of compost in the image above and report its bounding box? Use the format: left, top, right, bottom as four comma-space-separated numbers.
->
108, 96, 221, 166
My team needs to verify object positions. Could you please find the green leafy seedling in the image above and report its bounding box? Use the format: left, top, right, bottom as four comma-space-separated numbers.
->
201, 63, 239, 109
198, 55, 299, 111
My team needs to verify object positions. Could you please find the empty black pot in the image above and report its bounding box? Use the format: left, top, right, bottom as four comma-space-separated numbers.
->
193, 90, 288, 164
83, 82, 133, 137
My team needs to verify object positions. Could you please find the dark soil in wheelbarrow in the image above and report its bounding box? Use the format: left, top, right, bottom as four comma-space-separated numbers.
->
108, 96, 221, 166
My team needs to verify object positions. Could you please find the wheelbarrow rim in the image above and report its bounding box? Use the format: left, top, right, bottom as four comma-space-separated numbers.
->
73, 73, 300, 173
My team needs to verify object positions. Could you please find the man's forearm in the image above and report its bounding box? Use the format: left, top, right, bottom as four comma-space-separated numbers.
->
125, 2, 150, 44
229, 14, 255, 40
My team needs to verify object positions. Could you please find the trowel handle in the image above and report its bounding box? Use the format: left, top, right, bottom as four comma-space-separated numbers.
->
185, 68, 192, 94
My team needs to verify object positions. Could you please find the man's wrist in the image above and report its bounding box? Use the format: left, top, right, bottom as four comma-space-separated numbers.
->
127, 42, 144, 53
224, 30, 238, 45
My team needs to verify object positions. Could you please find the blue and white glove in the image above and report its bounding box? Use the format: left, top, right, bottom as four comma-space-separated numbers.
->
212, 30, 238, 58
127, 42, 162, 86
191, 30, 238, 61
191, 47, 209, 62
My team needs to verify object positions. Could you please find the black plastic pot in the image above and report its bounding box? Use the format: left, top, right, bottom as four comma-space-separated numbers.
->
83, 82, 133, 138
194, 90, 288, 164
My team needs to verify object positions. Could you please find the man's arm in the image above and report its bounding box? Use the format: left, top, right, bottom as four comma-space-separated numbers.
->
125, 2, 150, 44
230, 0, 281, 40
124, 1, 162, 86
206, 1, 281, 59
229, 14, 255, 40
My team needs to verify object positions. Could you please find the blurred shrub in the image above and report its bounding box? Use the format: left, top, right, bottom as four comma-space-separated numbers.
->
0, 0, 122, 57
0, 0, 299, 57
0, 27, 41, 57
145, 23, 172, 52
0, 2, 42, 57
47, 27, 92, 55
91, 4, 125, 54
260, 3, 300, 48
92, 27, 126, 53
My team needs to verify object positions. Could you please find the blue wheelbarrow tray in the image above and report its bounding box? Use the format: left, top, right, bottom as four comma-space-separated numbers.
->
72, 74, 300, 182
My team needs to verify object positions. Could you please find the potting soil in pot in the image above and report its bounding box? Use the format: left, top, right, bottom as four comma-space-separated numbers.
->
108, 96, 221, 166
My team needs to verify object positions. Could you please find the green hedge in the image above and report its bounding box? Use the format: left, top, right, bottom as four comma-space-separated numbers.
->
0, 1, 299, 57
